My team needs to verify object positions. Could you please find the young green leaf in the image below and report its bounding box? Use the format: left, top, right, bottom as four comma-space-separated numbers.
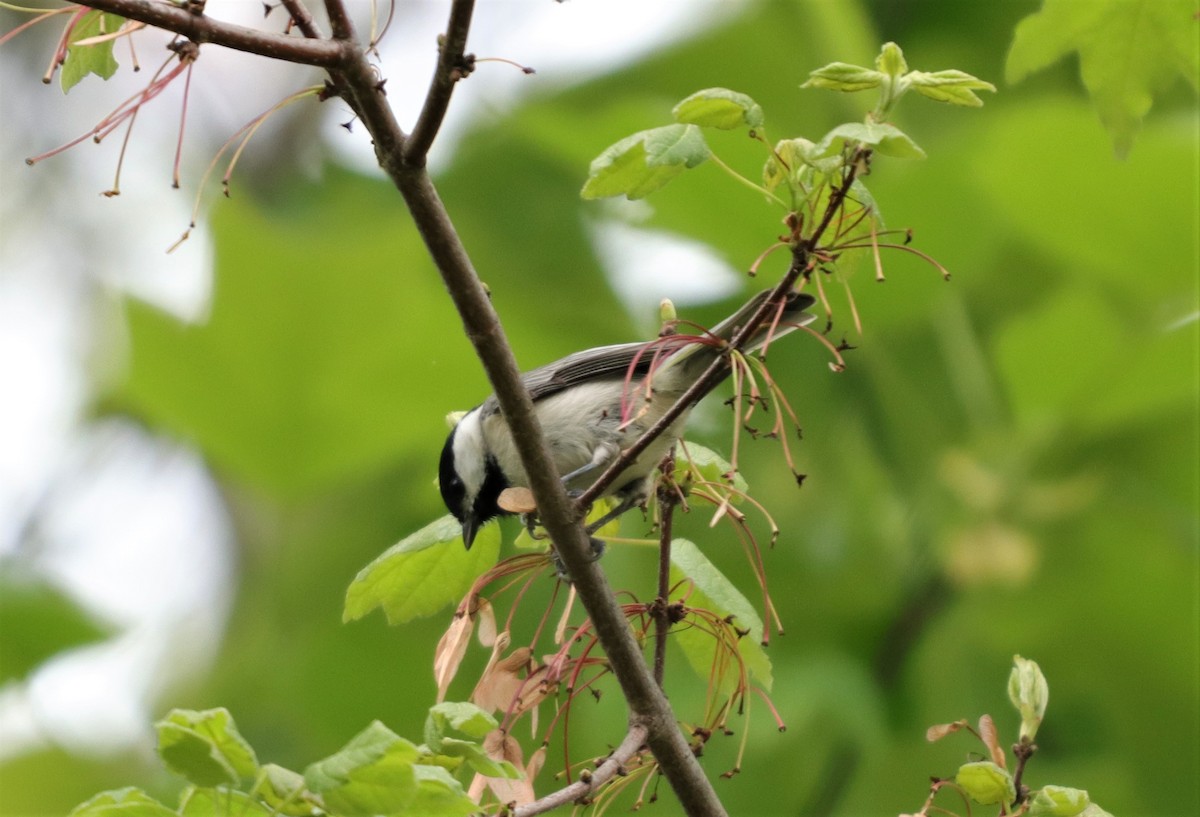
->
405, 765, 480, 817
669, 538, 772, 691
425, 702, 498, 748
68, 788, 177, 817
61, 11, 124, 93
817, 122, 926, 159
955, 760, 1017, 805
581, 124, 710, 200
875, 41, 909, 78
672, 88, 764, 130
304, 721, 421, 817
258, 764, 319, 817
1076, 805, 1116, 817
431, 738, 521, 779
907, 69, 997, 107
801, 62, 884, 93
1007, 0, 1198, 158
1029, 785, 1091, 817
423, 703, 519, 777
1008, 654, 1049, 742
343, 514, 500, 624
156, 708, 259, 788
180, 788, 273, 817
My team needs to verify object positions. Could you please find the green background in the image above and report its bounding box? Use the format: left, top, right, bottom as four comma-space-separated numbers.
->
2, 1, 1197, 815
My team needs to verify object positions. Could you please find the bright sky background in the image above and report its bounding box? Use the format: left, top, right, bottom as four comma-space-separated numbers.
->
0, 0, 747, 758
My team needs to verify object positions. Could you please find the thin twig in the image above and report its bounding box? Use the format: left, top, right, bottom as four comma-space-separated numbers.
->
322, 0, 354, 40
77, 0, 346, 67
280, 0, 323, 39
654, 449, 678, 687
1010, 740, 1037, 808
403, 0, 475, 165
512, 725, 648, 817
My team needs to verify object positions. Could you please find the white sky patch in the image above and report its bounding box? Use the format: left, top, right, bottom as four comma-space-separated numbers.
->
588, 218, 743, 325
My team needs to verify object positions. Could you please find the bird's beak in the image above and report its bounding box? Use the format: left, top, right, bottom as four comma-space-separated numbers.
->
460, 512, 479, 550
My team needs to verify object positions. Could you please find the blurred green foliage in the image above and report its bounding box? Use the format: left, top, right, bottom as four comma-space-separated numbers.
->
3, 1, 1197, 815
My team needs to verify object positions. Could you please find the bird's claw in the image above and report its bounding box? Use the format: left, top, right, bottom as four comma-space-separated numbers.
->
551, 536, 606, 582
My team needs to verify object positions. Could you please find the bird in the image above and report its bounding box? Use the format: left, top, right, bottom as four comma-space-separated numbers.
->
439, 288, 817, 549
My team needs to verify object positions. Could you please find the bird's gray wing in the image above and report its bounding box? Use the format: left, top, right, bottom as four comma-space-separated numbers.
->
478, 341, 654, 415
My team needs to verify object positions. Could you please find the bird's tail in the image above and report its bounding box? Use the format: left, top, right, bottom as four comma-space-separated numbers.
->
706, 288, 817, 351
644, 288, 816, 393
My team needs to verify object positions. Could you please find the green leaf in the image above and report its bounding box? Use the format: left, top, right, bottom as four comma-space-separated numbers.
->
406, 765, 479, 817
61, 11, 123, 93
581, 124, 710, 200
343, 514, 500, 624
1030, 785, 1091, 817
430, 738, 520, 778
422, 703, 519, 778
304, 721, 421, 817
68, 788, 176, 817
955, 760, 1017, 805
801, 61, 884, 93
180, 788, 272, 817
156, 708, 259, 788
669, 538, 772, 691
425, 702, 497, 748
908, 69, 997, 107
672, 88, 764, 130
817, 122, 926, 159
258, 764, 319, 817
1006, 0, 1199, 157
0, 569, 109, 683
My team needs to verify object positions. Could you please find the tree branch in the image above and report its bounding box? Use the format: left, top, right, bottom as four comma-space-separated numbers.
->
77, 0, 347, 67
512, 725, 648, 817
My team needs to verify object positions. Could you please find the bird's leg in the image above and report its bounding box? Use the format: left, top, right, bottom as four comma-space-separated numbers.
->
521, 512, 548, 540
550, 535, 607, 583
559, 441, 621, 488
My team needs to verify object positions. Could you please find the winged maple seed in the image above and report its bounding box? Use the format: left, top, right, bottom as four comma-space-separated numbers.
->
471, 632, 534, 713
467, 731, 546, 806
434, 597, 495, 703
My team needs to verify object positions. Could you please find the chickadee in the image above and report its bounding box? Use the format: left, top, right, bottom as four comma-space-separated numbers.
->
439, 289, 817, 549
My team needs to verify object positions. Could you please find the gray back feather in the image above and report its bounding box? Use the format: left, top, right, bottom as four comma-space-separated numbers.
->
477, 289, 814, 416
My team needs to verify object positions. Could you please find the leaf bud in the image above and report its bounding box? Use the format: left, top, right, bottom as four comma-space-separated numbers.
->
1007, 654, 1049, 742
